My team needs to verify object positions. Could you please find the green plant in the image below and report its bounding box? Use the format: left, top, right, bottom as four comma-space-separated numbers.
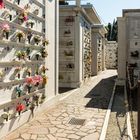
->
34, 35, 41, 45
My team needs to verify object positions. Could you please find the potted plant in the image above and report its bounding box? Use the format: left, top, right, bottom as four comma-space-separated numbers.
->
16, 31, 25, 42
41, 74, 48, 85
42, 38, 49, 46
34, 35, 41, 45
2, 23, 10, 39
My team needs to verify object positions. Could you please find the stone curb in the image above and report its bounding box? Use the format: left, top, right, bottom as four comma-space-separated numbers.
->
99, 83, 116, 140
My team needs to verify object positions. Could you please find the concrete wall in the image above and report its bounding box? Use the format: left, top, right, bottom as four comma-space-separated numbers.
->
117, 17, 127, 85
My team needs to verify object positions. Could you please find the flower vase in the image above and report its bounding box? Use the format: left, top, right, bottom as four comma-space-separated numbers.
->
27, 36, 31, 44
17, 73, 20, 79
36, 54, 39, 60
5, 32, 9, 39
18, 36, 21, 43
31, 23, 34, 28
9, 14, 12, 21
27, 85, 32, 93
17, 0, 20, 5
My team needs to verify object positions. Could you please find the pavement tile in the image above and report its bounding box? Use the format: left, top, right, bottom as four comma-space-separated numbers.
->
30, 134, 37, 140
67, 134, 80, 139
21, 133, 31, 139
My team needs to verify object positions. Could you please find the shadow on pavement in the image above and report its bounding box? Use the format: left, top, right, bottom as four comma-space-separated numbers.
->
85, 75, 117, 109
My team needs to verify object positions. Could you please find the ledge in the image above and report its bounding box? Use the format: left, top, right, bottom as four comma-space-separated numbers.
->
0, 88, 45, 110
4, 0, 45, 22
0, 40, 41, 49
0, 18, 44, 36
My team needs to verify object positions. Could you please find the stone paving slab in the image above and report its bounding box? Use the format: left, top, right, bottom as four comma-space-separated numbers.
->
2, 70, 117, 140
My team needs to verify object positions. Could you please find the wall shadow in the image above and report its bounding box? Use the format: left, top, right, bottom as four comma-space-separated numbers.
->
85, 75, 117, 109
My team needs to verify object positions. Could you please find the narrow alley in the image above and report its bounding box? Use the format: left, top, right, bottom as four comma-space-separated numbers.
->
2, 70, 117, 140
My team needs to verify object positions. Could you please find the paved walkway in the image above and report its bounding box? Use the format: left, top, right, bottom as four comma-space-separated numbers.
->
2, 70, 117, 140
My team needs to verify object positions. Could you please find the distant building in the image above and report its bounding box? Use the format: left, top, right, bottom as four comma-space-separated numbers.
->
105, 41, 118, 69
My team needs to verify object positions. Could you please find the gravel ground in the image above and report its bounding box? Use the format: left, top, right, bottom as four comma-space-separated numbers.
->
105, 86, 128, 140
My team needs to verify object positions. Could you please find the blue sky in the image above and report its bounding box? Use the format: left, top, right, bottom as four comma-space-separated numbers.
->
83, 0, 140, 25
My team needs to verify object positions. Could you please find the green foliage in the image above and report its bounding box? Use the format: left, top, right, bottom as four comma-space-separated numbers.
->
106, 19, 118, 41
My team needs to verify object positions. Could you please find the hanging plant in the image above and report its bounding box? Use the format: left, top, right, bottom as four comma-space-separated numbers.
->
0, 0, 4, 9
33, 9, 39, 15
34, 35, 41, 45
16, 31, 25, 42
42, 38, 49, 46
16, 103, 25, 115
2, 23, 10, 39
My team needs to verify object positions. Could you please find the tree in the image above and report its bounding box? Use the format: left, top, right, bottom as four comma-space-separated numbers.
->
106, 23, 112, 41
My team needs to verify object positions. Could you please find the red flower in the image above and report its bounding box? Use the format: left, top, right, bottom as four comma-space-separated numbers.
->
25, 76, 34, 84
16, 103, 25, 112
0, 0, 4, 9
32, 75, 43, 85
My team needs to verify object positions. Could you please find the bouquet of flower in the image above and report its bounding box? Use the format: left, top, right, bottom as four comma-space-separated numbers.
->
32, 75, 43, 87
26, 21, 34, 28
2, 23, 10, 39
16, 31, 25, 42
15, 51, 22, 60
16, 103, 25, 115
34, 35, 41, 45
0, 0, 4, 9
18, 10, 28, 23
42, 38, 49, 46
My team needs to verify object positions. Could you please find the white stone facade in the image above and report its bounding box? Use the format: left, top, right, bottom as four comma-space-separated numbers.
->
105, 41, 118, 69
59, 4, 101, 88
91, 25, 107, 76
117, 9, 140, 85
0, 0, 58, 138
